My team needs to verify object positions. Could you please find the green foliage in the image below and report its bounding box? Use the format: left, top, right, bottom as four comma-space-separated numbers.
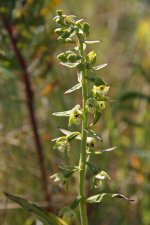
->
5, 193, 68, 225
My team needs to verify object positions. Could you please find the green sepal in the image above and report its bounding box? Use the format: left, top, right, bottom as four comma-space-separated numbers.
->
65, 83, 82, 94
59, 128, 81, 141
57, 37, 75, 44
95, 171, 111, 181
85, 75, 106, 86
67, 53, 78, 63
86, 51, 96, 66
84, 129, 102, 141
68, 113, 75, 127
90, 176, 96, 190
82, 22, 91, 36
70, 195, 82, 209
56, 10, 63, 16
85, 40, 101, 44
52, 110, 72, 117
86, 161, 99, 174
87, 193, 134, 204
87, 193, 107, 203
60, 61, 80, 68
112, 194, 134, 202
50, 172, 66, 183
93, 63, 108, 71
95, 146, 116, 154
57, 53, 67, 63
90, 110, 101, 126
66, 132, 80, 141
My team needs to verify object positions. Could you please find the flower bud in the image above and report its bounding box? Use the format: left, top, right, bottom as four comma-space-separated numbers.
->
56, 10, 63, 16
67, 53, 78, 63
98, 101, 106, 111
57, 53, 67, 62
87, 137, 96, 148
86, 51, 96, 66
61, 31, 71, 38
82, 22, 91, 36
93, 85, 110, 96
68, 105, 83, 127
54, 28, 64, 36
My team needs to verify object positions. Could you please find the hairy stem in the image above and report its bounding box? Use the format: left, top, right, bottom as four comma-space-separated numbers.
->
79, 41, 88, 225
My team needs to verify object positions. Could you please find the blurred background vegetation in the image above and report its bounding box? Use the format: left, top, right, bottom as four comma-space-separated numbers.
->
0, 0, 150, 224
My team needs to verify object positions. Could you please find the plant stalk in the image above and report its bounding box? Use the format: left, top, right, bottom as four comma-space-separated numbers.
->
79, 41, 88, 225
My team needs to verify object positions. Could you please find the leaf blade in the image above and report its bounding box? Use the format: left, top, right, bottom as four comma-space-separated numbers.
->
5, 193, 68, 225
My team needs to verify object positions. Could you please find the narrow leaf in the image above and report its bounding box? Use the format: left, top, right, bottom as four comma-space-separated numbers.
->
65, 83, 82, 94
93, 63, 108, 71
5, 193, 68, 225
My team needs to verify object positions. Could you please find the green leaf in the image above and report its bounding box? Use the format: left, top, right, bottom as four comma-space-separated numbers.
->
5, 193, 68, 225
90, 110, 102, 126
85, 40, 101, 44
87, 193, 107, 203
120, 92, 150, 102
93, 63, 108, 71
85, 75, 106, 86
84, 129, 102, 141
65, 83, 82, 94
52, 110, 72, 117
60, 62, 80, 68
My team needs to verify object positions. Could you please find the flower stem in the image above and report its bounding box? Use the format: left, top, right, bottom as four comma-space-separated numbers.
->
79, 41, 88, 225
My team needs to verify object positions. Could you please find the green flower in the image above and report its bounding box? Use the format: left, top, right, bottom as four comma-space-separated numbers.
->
93, 85, 110, 96
68, 105, 83, 127
86, 97, 99, 114
53, 137, 71, 153
87, 137, 96, 149
98, 101, 106, 111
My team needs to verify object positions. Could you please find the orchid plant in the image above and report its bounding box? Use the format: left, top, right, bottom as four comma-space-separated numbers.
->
51, 10, 133, 225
